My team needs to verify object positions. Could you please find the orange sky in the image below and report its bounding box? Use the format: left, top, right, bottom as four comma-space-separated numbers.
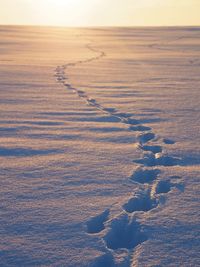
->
0, 0, 200, 26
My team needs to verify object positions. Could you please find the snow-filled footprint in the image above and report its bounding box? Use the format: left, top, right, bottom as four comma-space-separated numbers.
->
123, 189, 158, 213
134, 152, 181, 167
155, 153, 181, 166
129, 125, 152, 132
139, 144, 162, 154
123, 117, 140, 126
163, 138, 176, 145
131, 167, 161, 184
138, 132, 156, 144
153, 180, 172, 194
104, 213, 147, 250
152, 179, 185, 197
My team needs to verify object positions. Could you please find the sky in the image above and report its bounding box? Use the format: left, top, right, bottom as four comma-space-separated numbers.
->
0, 0, 200, 27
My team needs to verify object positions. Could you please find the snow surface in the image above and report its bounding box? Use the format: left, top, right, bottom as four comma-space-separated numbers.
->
0, 26, 200, 266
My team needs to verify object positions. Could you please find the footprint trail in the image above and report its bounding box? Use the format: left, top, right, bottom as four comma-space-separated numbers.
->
55, 38, 184, 267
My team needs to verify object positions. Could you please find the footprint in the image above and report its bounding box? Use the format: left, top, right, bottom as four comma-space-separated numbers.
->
152, 179, 184, 196
56, 77, 64, 82
91, 252, 115, 267
124, 118, 139, 125
77, 90, 87, 97
64, 83, 71, 88
155, 153, 181, 166
103, 107, 117, 113
123, 189, 158, 213
138, 132, 156, 144
87, 98, 100, 107
86, 209, 110, 234
169, 175, 185, 192
154, 180, 172, 194
133, 153, 156, 167
134, 152, 180, 167
129, 125, 152, 132
114, 112, 132, 118
140, 144, 162, 154
169, 175, 182, 180
87, 98, 96, 103
167, 177, 185, 192
163, 138, 175, 145
131, 167, 161, 184
173, 183, 185, 192
54, 73, 62, 78
104, 214, 147, 250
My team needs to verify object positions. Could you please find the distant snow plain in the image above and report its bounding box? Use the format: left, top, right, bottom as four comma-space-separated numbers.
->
0, 26, 200, 267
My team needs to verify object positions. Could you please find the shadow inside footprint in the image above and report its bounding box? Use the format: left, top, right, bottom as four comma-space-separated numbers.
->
174, 183, 185, 192
103, 107, 116, 113
91, 252, 115, 267
87, 98, 98, 105
124, 118, 139, 125
138, 132, 156, 144
155, 180, 172, 194
123, 190, 157, 213
77, 90, 87, 97
134, 153, 181, 167
104, 214, 147, 250
86, 209, 109, 234
163, 138, 175, 145
140, 145, 162, 154
129, 125, 151, 132
156, 154, 181, 166
131, 168, 161, 184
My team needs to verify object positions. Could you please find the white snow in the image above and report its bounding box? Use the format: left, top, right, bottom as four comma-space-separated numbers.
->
0, 26, 200, 267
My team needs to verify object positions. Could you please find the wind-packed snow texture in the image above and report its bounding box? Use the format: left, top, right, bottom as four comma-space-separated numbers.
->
0, 26, 200, 267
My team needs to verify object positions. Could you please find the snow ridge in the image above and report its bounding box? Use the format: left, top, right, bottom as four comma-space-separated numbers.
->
55, 40, 184, 267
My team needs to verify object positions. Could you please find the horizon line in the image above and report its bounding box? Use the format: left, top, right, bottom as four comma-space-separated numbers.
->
0, 23, 200, 29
